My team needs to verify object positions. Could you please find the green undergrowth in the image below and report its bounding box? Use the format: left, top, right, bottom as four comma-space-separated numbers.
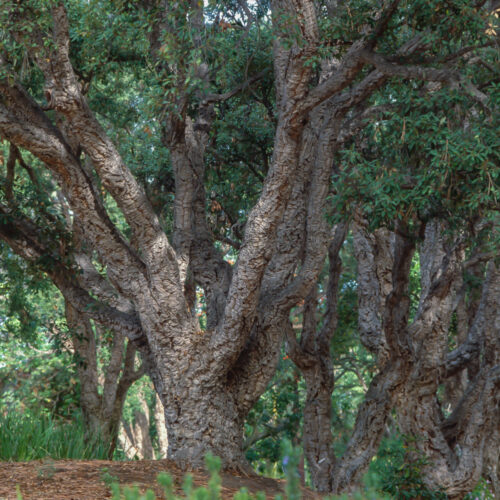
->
97, 440, 493, 500
368, 434, 447, 499
0, 411, 109, 461
99, 445, 388, 500
5, 430, 493, 499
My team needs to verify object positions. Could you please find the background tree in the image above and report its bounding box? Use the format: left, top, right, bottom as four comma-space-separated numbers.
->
0, 142, 146, 457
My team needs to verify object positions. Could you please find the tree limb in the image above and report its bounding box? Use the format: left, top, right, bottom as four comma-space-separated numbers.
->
26, 3, 179, 280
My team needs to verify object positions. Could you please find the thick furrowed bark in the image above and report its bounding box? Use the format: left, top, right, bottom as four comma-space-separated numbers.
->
289, 222, 411, 494
287, 223, 411, 494
482, 424, 500, 498
155, 394, 169, 459
212, 0, 326, 368
213, 122, 306, 368
395, 223, 462, 490
170, 135, 197, 285
228, 97, 347, 421
0, 84, 149, 298
396, 224, 499, 499
228, 109, 328, 415
301, 365, 336, 492
6, 10, 191, 355
28, 5, 178, 280
230, 99, 350, 424
159, 383, 247, 470
228, 317, 285, 419
166, 111, 232, 328
272, 50, 408, 490
66, 302, 101, 436
352, 217, 393, 362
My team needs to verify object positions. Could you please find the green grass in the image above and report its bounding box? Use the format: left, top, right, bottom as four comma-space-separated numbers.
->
0, 411, 109, 461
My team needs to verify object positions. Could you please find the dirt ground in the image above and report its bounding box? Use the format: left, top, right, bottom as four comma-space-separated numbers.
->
0, 459, 320, 500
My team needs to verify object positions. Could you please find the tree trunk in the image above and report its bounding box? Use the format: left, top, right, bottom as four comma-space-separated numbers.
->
133, 395, 154, 460
155, 394, 169, 459
286, 225, 342, 492
159, 381, 247, 469
396, 225, 500, 499
301, 364, 336, 492
66, 301, 144, 458
482, 424, 500, 498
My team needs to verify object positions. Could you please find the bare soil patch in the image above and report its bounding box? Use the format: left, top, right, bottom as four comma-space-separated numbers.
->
0, 459, 320, 500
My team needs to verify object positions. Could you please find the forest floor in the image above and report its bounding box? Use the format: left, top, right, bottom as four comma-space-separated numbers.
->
0, 459, 320, 499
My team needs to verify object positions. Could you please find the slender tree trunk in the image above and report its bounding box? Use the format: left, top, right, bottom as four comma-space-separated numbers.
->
482, 425, 500, 498
66, 301, 144, 458
154, 394, 169, 459
301, 364, 336, 492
